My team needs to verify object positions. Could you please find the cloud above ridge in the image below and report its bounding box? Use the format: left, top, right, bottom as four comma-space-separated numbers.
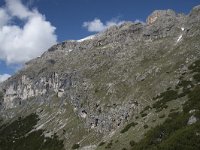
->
0, 0, 57, 65
0, 73, 11, 82
83, 18, 124, 32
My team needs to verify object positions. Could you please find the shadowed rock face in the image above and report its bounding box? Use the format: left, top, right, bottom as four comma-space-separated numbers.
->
1, 5, 200, 150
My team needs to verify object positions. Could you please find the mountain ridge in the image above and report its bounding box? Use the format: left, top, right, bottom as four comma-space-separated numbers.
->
0, 5, 200, 150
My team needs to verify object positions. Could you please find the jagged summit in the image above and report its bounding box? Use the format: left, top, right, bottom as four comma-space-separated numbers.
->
1, 5, 200, 150
192, 4, 200, 12
43, 7, 196, 55
146, 9, 177, 24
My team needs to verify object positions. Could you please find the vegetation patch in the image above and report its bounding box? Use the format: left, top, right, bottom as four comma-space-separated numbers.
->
143, 124, 149, 129
72, 143, 80, 149
120, 122, 138, 133
159, 114, 166, 118
141, 113, 148, 117
98, 141, 106, 146
105, 140, 113, 149
188, 59, 200, 73
183, 85, 200, 114
193, 73, 200, 82
153, 90, 178, 111
130, 66, 200, 150
130, 111, 194, 150
0, 113, 64, 150
129, 140, 136, 147
140, 105, 152, 114
176, 80, 193, 89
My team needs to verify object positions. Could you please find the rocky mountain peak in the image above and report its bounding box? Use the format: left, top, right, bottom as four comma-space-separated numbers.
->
146, 9, 177, 24
188, 5, 200, 23
191, 4, 200, 12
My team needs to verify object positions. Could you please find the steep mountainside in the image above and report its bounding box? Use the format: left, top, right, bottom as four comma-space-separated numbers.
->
0, 5, 200, 150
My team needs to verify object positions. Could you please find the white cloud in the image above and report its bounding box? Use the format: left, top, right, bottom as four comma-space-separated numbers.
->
83, 18, 124, 32
0, 0, 57, 65
6, 0, 34, 19
0, 74, 11, 82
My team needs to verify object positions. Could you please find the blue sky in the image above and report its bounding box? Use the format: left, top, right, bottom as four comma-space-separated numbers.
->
29, 0, 200, 41
0, 0, 200, 81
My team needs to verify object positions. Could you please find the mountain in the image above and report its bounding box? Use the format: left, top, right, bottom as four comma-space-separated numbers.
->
0, 5, 200, 150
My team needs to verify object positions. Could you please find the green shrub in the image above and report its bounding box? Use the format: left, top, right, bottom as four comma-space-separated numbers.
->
120, 122, 138, 133
72, 143, 80, 149
143, 125, 148, 129
98, 142, 106, 146
159, 114, 166, 118
153, 90, 178, 111
130, 140, 136, 147
140, 105, 152, 114
188, 59, 200, 73
177, 80, 193, 88
105, 141, 113, 149
141, 113, 148, 117
168, 112, 179, 118
183, 85, 200, 113
193, 73, 200, 82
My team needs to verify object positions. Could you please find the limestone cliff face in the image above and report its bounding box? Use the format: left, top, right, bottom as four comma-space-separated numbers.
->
0, 5, 200, 150
3, 73, 65, 109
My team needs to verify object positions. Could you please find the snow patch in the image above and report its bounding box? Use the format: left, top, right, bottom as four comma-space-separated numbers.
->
77, 35, 95, 42
177, 35, 183, 42
36, 124, 44, 130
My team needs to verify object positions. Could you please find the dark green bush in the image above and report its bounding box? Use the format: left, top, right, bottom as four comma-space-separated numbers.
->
130, 140, 136, 147
159, 114, 166, 118
105, 141, 113, 149
188, 59, 200, 73
120, 122, 138, 133
141, 113, 148, 117
72, 143, 80, 149
177, 80, 193, 89
193, 73, 200, 82
153, 90, 178, 111
143, 125, 149, 129
140, 105, 152, 115
98, 142, 106, 146
183, 85, 200, 113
